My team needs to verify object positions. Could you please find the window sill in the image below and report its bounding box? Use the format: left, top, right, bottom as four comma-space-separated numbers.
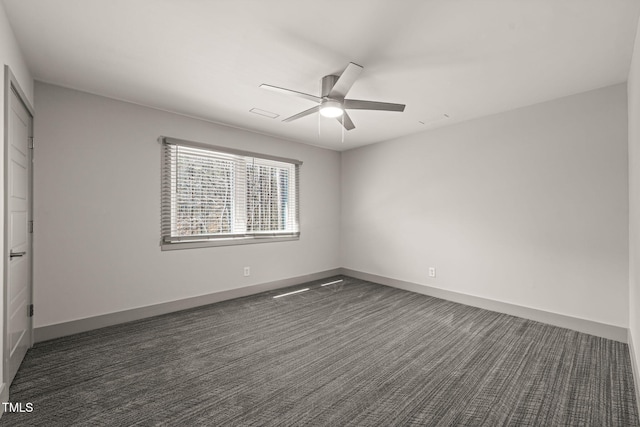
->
160, 235, 300, 251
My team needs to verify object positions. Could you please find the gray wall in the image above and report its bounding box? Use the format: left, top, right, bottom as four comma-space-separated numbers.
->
341, 84, 629, 328
33, 82, 341, 328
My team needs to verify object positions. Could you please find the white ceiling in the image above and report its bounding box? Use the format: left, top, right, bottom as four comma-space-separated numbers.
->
3, 0, 640, 151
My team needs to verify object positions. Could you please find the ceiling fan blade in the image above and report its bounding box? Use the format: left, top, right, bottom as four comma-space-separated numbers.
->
283, 105, 321, 122
343, 99, 405, 112
337, 111, 355, 131
259, 84, 321, 103
328, 62, 363, 99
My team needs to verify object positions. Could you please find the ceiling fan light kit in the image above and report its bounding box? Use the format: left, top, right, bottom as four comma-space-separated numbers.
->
319, 100, 344, 118
260, 62, 405, 131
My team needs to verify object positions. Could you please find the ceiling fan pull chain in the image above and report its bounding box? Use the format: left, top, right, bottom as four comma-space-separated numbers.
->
318, 82, 322, 139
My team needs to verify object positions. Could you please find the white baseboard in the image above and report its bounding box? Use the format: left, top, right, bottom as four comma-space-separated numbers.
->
628, 329, 640, 415
34, 269, 342, 342
341, 268, 627, 343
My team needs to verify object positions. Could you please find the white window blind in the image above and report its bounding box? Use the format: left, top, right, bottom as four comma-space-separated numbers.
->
160, 137, 300, 248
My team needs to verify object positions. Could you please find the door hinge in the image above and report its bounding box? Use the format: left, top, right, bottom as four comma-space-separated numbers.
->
28, 304, 33, 318
28, 220, 33, 234
28, 137, 34, 149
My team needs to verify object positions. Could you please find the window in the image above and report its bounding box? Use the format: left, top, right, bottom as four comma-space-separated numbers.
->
160, 137, 300, 249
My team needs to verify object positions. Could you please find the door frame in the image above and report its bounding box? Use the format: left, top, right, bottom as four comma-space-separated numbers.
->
3, 65, 34, 388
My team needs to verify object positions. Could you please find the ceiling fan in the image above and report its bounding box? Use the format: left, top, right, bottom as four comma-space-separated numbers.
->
260, 62, 405, 131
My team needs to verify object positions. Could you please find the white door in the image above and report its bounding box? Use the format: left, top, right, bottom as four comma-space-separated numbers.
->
6, 84, 33, 385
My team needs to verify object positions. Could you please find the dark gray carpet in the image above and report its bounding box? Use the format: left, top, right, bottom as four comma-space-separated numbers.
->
1, 276, 638, 426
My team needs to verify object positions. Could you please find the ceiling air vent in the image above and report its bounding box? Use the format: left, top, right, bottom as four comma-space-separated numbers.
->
250, 108, 279, 119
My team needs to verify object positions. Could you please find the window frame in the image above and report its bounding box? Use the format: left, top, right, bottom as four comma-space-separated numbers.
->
160, 136, 301, 251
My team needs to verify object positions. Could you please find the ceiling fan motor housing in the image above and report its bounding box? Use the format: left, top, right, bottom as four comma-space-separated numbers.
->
322, 75, 341, 99
320, 75, 345, 117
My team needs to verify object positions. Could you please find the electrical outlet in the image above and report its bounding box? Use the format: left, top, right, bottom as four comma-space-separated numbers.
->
428, 267, 436, 278
243, 266, 251, 277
